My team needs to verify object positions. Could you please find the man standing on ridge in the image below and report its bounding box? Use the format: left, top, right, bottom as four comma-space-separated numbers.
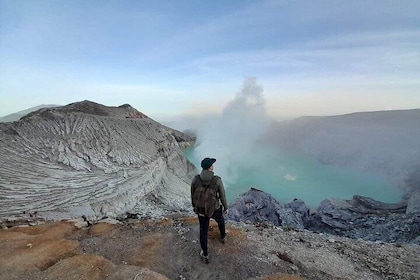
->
191, 157, 228, 264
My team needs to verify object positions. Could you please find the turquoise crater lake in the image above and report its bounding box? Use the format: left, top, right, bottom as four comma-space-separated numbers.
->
185, 147, 403, 209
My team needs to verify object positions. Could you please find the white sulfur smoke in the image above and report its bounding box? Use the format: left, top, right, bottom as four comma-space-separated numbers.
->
193, 77, 271, 186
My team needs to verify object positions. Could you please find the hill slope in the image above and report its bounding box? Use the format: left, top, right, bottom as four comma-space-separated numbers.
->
0, 101, 196, 221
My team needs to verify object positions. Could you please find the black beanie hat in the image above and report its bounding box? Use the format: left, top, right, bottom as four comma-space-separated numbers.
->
201, 157, 216, 169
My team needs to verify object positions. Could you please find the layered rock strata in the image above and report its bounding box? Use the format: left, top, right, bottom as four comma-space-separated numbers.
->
0, 101, 196, 221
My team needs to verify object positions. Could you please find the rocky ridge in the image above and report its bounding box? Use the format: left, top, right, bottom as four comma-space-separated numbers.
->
227, 188, 420, 245
0, 101, 196, 221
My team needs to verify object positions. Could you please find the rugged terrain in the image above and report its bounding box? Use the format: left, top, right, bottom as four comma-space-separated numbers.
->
1, 216, 419, 280
1, 103, 419, 279
0, 101, 196, 221
227, 188, 420, 245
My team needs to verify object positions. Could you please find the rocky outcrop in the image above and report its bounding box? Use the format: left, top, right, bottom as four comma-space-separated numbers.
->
308, 195, 419, 244
227, 188, 282, 226
280, 199, 311, 230
0, 101, 196, 221
227, 188, 420, 244
313, 195, 407, 230
227, 188, 310, 230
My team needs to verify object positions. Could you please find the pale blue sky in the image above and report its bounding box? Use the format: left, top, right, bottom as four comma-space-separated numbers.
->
1, 0, 419, 121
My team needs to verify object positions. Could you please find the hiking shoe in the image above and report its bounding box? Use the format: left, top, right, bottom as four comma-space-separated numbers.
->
200, 251, 210, 264
221, 234, 227, 244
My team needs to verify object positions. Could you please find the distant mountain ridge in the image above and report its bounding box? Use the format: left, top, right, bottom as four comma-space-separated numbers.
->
263, 108, 420, 196
0, 104, 60, 123
0, 100, 196, 221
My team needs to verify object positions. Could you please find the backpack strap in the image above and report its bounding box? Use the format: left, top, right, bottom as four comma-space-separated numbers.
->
192, 175, 202, 208
194, 175, 202, 189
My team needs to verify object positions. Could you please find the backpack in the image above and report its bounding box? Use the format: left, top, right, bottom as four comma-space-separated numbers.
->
192, 175, 218, 217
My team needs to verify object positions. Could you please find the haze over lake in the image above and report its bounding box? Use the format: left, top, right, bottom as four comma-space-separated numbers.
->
185, 147, 403, 209
181, 78, 407, 209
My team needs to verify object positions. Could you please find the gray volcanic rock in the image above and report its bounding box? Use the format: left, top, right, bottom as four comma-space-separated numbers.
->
228, 189, 419, 244
227, 188, 310, 230
263, 109, 420, 195
280, 198, 311, 230
227, 188, 282, 226
309, 211, 420, 244
0, 100, 196, 221
276, 207, 304, 230
315, 195, 407, 230
308, 195, 419, 244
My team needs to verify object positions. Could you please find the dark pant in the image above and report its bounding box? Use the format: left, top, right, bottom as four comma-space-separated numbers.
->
198, 207, 226, 256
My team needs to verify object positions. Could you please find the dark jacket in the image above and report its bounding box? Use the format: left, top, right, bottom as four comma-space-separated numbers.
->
191, 169, 228, 211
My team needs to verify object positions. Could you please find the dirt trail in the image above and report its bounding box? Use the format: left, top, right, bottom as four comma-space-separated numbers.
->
0, 217, 418, 280
75, 217, 299, 279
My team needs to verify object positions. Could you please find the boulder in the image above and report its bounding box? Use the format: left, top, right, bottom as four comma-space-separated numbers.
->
283, 199, 311, 226
227, 188, 282, 226
227, 188, 311, 230
277, 207, 304, 230
316, 198, 359, 230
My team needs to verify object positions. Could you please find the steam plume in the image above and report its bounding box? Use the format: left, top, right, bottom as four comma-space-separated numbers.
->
194, 77, 270, 186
